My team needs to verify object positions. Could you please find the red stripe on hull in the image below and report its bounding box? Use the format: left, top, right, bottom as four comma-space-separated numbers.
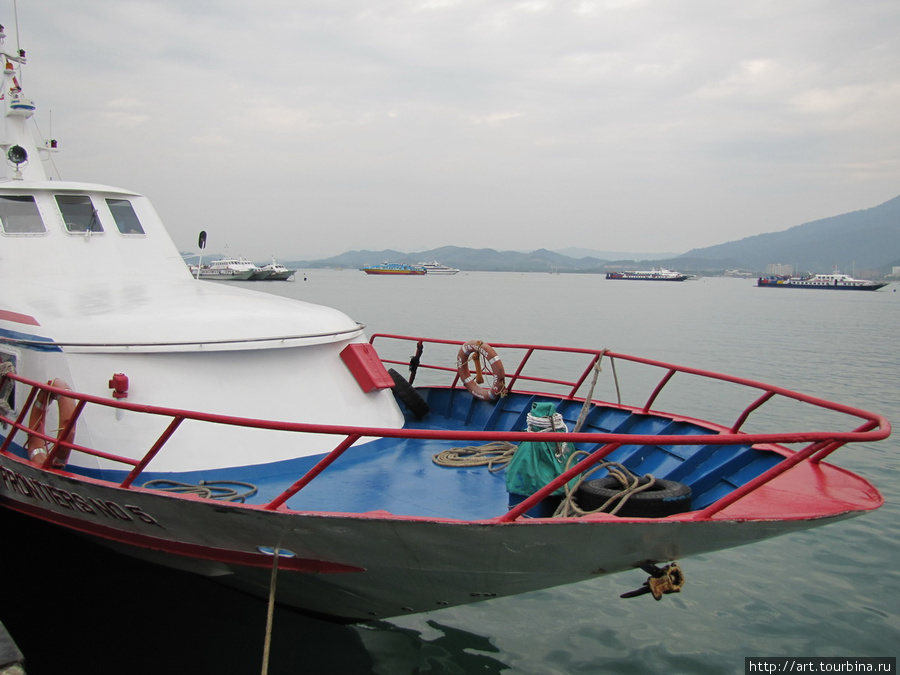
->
0, 309, 40, 326
1, 496, 365, 574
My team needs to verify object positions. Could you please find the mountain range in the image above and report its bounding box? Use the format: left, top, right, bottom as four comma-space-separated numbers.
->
285, 193, 900, 276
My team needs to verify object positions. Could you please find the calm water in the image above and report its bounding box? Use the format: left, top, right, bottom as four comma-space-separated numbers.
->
2, 272, 898, 674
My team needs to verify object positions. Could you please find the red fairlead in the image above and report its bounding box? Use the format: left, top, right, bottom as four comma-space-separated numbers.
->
456, 340, 506, 402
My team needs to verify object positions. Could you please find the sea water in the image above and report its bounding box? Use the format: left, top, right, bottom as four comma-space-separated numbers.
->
2, 272, 898, 674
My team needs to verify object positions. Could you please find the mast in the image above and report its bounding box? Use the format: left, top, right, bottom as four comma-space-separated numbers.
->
0, 21, 53, 182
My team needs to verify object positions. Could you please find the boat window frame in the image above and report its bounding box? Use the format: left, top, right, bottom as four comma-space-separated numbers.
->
0, 194, 47, 235
55, 194, 105, 235
105, 197, 146, 236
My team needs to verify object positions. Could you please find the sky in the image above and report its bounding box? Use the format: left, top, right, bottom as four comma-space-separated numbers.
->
9, 0, 900, 260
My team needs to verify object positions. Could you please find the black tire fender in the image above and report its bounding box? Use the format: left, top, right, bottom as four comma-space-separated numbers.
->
576, 475, 692, 518
388, 368, 430, 419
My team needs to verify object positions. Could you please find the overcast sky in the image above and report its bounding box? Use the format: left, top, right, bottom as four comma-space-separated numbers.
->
12, 0, 900, 260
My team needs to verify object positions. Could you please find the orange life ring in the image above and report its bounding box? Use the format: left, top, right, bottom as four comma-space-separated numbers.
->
457, 340, 506, 402
26, 378, 76, 468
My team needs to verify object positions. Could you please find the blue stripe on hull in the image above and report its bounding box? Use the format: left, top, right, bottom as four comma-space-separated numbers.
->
0, 328, 61, 351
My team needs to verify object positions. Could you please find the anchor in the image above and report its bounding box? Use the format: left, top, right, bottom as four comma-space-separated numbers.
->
620, 562, 685, 601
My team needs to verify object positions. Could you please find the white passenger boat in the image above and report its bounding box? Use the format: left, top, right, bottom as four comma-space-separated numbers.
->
258, 258, 297, 281
0, 20, 891, 622
417, 261, 460, 275
192, 257, 268, 280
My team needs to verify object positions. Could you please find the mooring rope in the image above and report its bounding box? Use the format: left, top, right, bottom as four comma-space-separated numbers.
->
141, 479, 258, 502
573, 350, 605, 433
609, 353, 621, 405
261, 547, 280, 675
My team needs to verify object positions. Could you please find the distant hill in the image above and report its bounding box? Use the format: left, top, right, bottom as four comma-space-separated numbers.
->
678, 194, 900, 274
552, 247, 679, 261
279, 194, 900, 276
294, 245, 609, 273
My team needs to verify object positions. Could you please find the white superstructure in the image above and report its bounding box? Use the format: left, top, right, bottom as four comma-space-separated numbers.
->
0, 31, 403, 473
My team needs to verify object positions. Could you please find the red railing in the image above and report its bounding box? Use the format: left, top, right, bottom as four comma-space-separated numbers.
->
0, 336, 890, 522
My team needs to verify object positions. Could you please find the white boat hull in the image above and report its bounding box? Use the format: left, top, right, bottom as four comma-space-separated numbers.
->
0, 452, 865, 621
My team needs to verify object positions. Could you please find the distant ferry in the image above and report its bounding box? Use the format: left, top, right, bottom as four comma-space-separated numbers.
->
360, 262, 426, 275
258, 257, 297, 281
417, 261, 460, 275
757, 272, 887, 291
190, 257, 267, 280
606, 268, 690, 282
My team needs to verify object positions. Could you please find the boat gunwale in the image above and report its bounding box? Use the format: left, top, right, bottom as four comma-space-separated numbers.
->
0, 337, 889, 525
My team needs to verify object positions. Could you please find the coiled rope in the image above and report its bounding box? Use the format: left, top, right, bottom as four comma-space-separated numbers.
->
432, 441, 517, 472
141, 479, 258, 503
431, 412, 569, 470
553, 452, 657, 518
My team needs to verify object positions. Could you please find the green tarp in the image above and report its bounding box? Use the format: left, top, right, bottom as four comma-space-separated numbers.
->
505, 401, 574, 497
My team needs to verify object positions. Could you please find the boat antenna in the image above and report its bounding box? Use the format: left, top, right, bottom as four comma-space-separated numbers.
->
12, 0, 20, 83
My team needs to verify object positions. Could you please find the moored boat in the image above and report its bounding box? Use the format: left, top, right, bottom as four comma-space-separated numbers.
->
606, 268, 690, 281
0, 21, 891, 624
191, 257, 267, 280
757, 272, 887, 290
259, 257, 297, 281
360, 262, 426, 275
417, 261, 460, 275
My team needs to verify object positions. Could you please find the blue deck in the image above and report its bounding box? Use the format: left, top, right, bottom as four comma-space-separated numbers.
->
85, 388, 783, 520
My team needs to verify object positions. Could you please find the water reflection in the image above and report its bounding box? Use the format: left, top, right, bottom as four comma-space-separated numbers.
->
0, 509, 508, 675
356, 620, 508, 674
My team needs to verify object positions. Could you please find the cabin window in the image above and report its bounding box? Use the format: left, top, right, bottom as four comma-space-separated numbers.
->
56, 195, 103, 233
106, 198, 144, 234
0, 195, 45, 234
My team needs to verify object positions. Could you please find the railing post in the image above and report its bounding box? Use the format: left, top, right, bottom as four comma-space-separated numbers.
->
692, 440, 831, 518
505, 348, 534, 394
0, 386, 39, 453
642, 369, 675, 413
120, 417, 185, 488
264, 434, 362, 511
730, 391, 776, 433
567, 353, 602, 399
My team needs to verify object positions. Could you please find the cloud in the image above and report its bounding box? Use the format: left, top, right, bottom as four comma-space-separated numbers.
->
12, 0, 900, 260
101, 99, 152, 127
467, 112, 524, 125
